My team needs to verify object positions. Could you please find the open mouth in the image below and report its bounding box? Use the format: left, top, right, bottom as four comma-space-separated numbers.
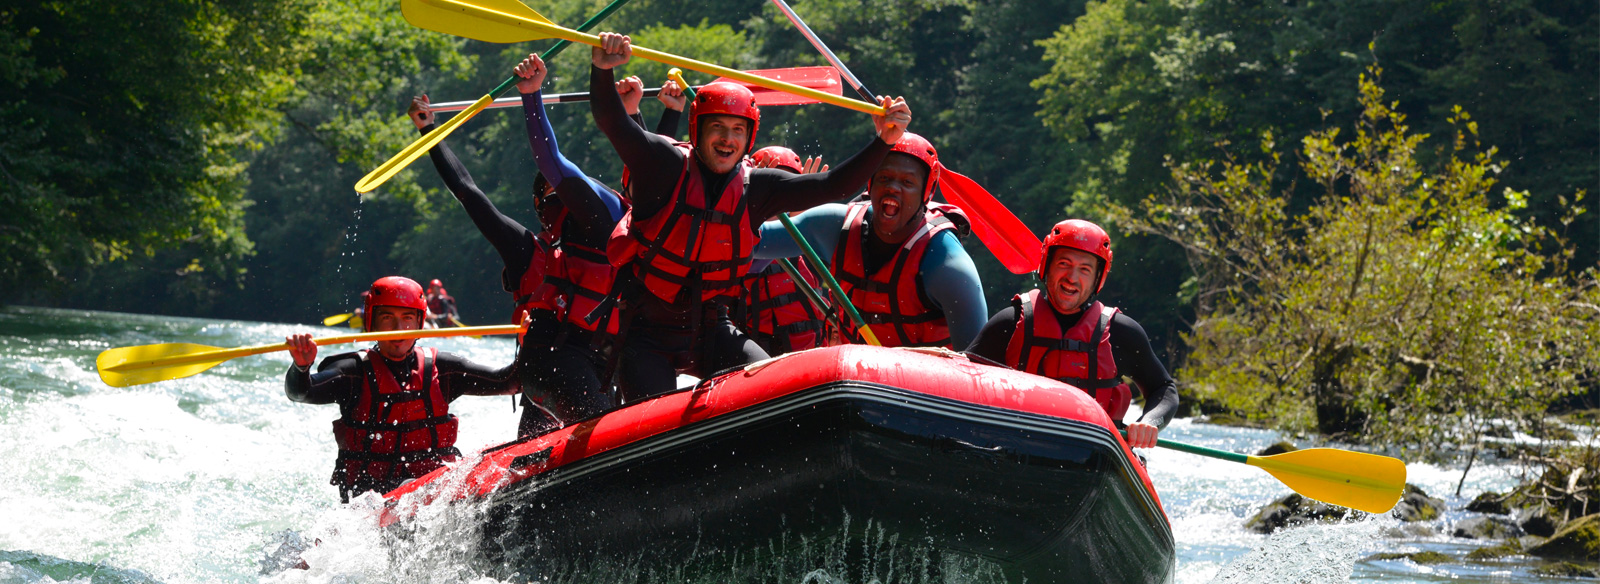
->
879, 196, 902, 219
713, 146, 737, 160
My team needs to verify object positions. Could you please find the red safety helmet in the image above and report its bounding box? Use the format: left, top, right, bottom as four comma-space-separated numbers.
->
750, 146, 802, 173
881, 132, 941, 203
1040, 219, 1113, 293
429, 279, 443, 289
363, 276, 428, 331
689, 82, 760, 155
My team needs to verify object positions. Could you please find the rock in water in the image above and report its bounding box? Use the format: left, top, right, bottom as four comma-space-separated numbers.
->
1391, 484, 1444, 522
1526, 514, 1600, 561
1257, 441, 1297, 456
1452, 516, 1524, 540
1518, 505, 1563, 537
1465, 491, 1511, 515
1244, 494, 1354, 534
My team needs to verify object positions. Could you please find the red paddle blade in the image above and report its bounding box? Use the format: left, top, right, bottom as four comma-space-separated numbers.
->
717, 66, 842, 106
938, 167, 1041, 274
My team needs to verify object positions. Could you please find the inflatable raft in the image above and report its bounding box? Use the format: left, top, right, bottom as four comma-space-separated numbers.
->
382, 345, 1175, 582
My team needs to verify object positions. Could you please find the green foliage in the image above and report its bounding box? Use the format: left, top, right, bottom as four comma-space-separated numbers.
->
1112, 65, 1600, 452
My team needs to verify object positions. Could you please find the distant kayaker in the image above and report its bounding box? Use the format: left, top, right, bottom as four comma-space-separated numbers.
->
587, 32, 914, 402
424, 279, 459, 328
752, 133, 988, 349
964, 220, 1180, 449
737, 146, 831, 355
404, 51, 675, 436
283, 276, 526, 502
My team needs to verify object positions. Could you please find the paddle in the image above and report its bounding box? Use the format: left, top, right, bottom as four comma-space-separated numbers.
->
397, 0, 884, 113
322, 313, 354, 326
427, 66, 843, 113
354, 0, 631, 194
95, 324, 525, 388
775, 258, 846, 333
669, 71, 882, 347
767, 0, 1042, 274
1146, 436, 1407, 514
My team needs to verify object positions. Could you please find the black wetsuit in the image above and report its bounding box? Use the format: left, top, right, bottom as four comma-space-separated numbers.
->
965, 306, 1180, 429
590, 65, 894, 402
417, 99, 678, 436
284, 347, 523, 497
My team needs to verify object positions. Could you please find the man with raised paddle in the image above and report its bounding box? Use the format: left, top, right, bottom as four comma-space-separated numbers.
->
752, 133, 988, 350
587, 32, 913, 402
964, 220, 1180, 449
283, 276, 526, 502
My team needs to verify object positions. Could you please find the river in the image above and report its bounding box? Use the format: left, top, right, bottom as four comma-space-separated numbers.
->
0, 306, 1584, 583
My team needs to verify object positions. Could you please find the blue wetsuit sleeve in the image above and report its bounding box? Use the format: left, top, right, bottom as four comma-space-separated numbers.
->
919, 231, 988, 349
754, 204, 848, 261
522, 90, 624, 247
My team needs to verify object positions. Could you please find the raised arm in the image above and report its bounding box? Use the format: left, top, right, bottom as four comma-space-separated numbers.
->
589, 33, 686, 219
513, 54, 625, 246
409, 96, 536, 278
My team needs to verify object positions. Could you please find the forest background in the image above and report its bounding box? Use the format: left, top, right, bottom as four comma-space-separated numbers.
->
4, 0, 1596, 448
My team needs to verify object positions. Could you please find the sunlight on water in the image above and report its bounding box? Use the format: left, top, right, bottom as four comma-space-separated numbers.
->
1, 307, 1574, 583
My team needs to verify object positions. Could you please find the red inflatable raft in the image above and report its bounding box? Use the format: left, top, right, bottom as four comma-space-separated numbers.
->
382, 345, 1175, 582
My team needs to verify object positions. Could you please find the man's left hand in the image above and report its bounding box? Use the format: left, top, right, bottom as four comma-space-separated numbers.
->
1125, 422, 1159, 449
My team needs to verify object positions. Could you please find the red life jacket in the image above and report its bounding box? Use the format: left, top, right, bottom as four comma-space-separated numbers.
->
830, 201, 969, 348
1004, 291, 1132, 422
607, 144, 757, 304
330, 347, 460, 493
508, 202, 624, 336
741, 259, 827, 354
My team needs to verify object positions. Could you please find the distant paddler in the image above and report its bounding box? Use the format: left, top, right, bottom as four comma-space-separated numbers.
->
424, 279, 461, 328
284, 276, 532, 502
586, 32, 914, 404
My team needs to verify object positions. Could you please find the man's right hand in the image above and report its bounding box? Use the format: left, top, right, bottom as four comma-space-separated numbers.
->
657, 79, 686, 112
287, 333, 317, 368
407, 95, 433, 129
872, 96, 912, 145
514, 53, 548, 94
591, 32, 632, 70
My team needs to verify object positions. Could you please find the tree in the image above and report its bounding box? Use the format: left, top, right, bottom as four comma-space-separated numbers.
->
1111, 64, 1599, 453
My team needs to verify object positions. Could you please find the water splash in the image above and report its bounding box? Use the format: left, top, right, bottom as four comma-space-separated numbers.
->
1207, 519, 1385, 583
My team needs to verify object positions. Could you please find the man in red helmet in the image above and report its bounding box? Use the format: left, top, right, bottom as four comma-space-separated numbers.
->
587, 32, 913, 402
737, 146, 831, 355
752, 133, 988, 349
283, 276, 526, 502
424, 279, 459, 328
964, 220, 1180, 449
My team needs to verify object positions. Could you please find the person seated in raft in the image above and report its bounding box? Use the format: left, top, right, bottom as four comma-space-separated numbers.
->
735, 146, 832, 355
424, 278, 460, 328
405, 53, 682, 437
284, 276, 528, 502
586, 32, 914, 403
751, 133, 987, 350
964, 220, 1179, 449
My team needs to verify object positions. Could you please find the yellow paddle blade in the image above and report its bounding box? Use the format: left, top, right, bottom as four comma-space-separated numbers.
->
97, 343, 236, 388
1250, 448, 1407, 514
322, 313, 354, 326
355, 94, 491, 193
349, 316, 364, 329
401, 0, 553, 43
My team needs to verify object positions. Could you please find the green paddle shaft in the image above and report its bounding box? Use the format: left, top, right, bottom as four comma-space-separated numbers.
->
1152, 437, 1249, 464
775, 257, 845, 331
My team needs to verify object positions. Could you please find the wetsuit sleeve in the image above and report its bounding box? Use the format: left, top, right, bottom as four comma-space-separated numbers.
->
918, 231, 988, 349
421, 124, 536, 283
654, 107, 681, 138
591, 65, 687, 220
964, 305, 1019, 364
521, 90, 624, 247
284, 356, 363, 406
1109, 313, 1180, 428
753, 204, 849, 261
746, 138, 893, 224
434, 351, 521, 400
629, 112, 647, 130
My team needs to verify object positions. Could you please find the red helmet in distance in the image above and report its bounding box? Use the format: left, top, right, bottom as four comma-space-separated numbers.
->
883, 132, 940, 203
1040, 219, 1113, 292
363, 276, 427, 331
689, 82, 760, 155
750, 146, 802, 173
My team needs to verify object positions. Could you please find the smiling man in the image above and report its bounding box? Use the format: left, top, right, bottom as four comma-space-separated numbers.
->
587, 32, 913, 402
963, 220, 1180, 449
752, 133, 988, 349
283, 276, 526, 502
